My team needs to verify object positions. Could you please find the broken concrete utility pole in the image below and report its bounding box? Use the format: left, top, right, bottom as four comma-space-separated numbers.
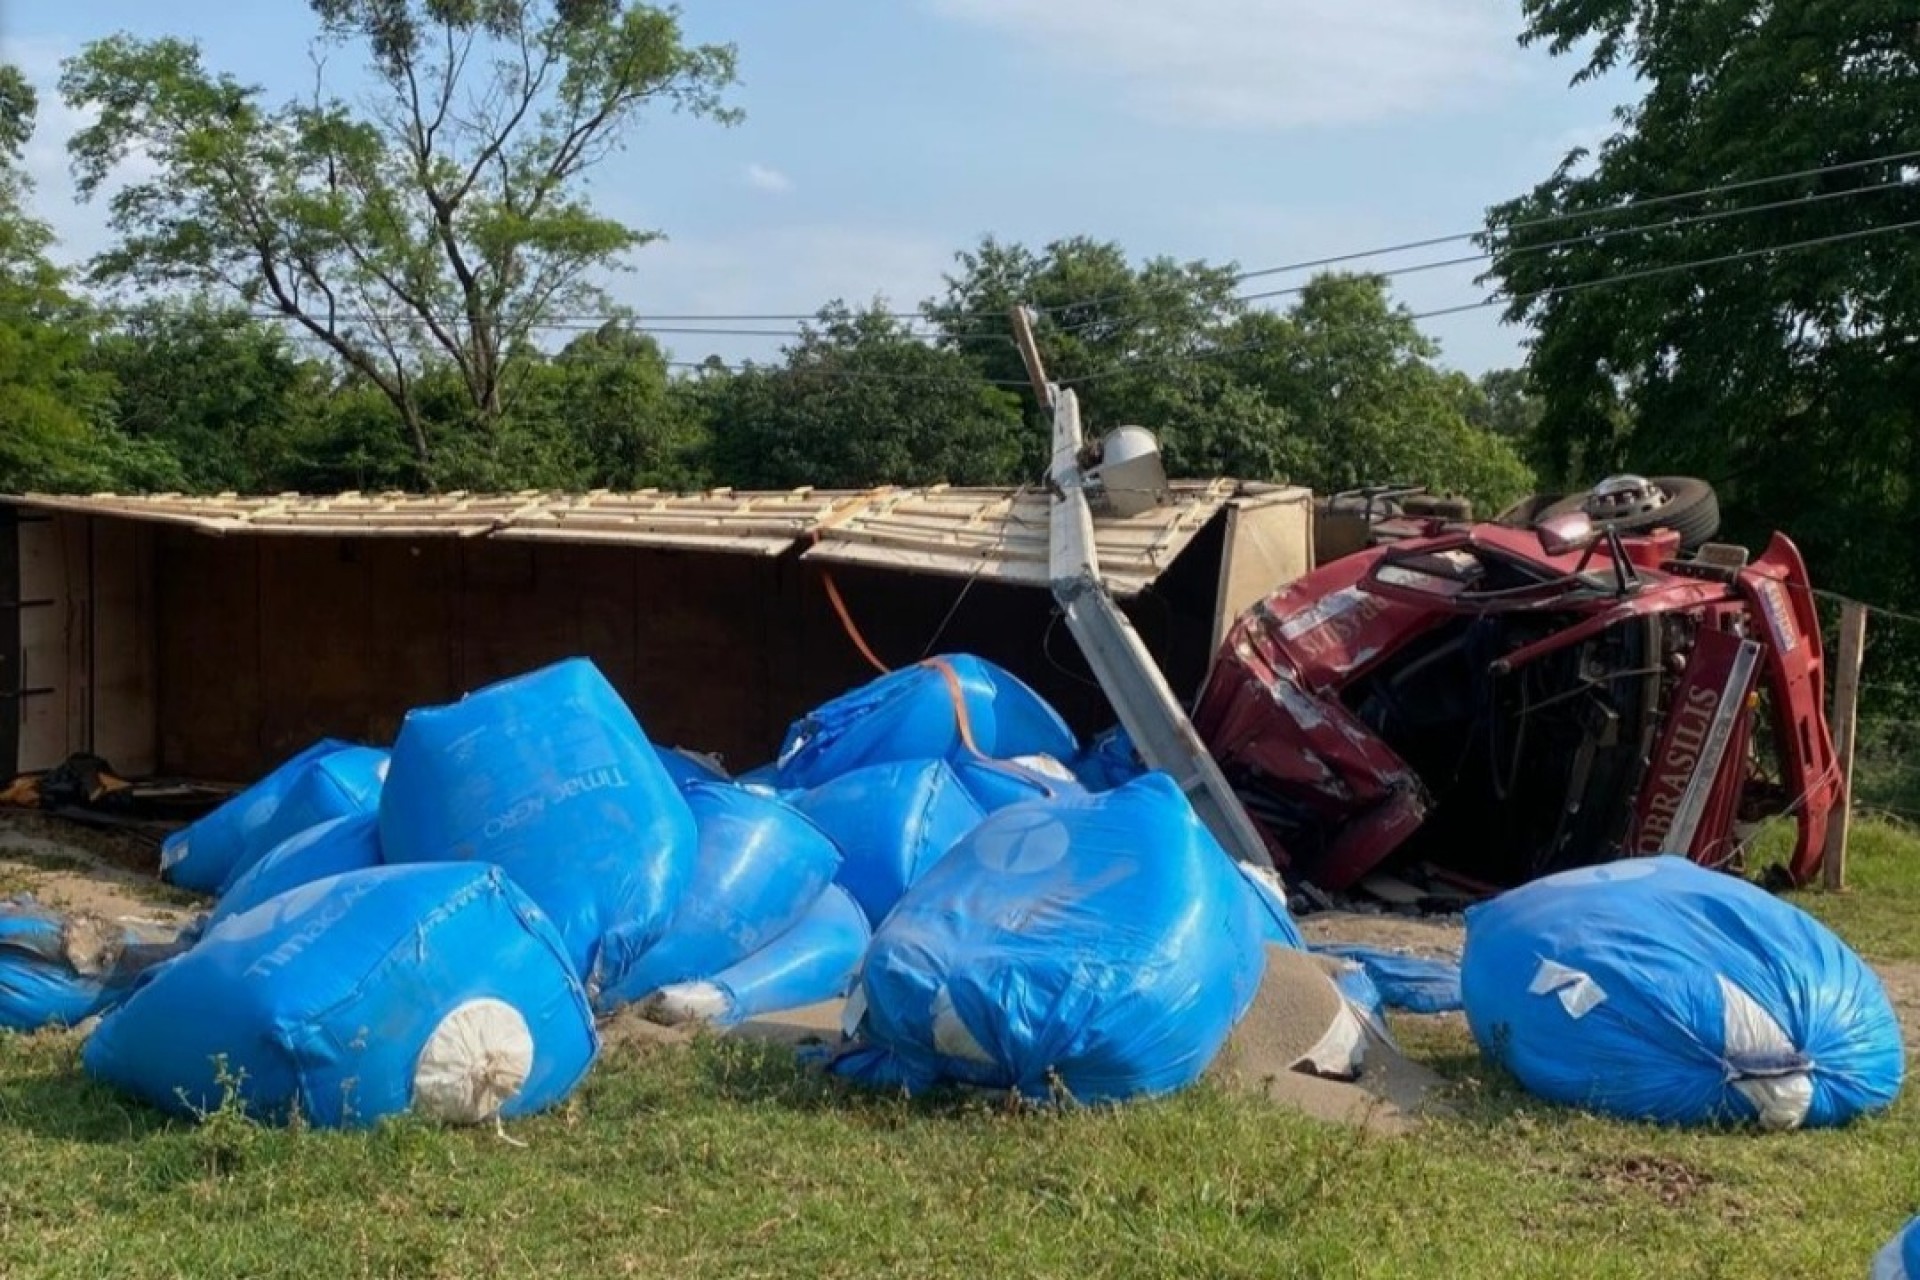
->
1009, 306, 1276, 872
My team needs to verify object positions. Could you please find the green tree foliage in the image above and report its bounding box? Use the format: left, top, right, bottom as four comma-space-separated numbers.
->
0, 64, 180, 494
926, 240, 1532, 510
1222, 276, 1534, 509
702, 306, 1026, 491
88, 301, 330, 492
925, 237, 1291, 477
499, 323, 708, 490
1483, 0, 1920, 610
59, 2, 738, 481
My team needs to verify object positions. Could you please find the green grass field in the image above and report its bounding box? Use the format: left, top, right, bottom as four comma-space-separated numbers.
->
3, 822, 1918, 1279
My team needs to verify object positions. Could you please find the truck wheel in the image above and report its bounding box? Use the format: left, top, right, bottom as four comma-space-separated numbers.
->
1541, 475, 1721, 550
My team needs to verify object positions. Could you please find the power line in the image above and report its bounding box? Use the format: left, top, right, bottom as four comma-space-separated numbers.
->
1041, 147, 1920, 319
1225, 174, 1920, 309
1065, 215, 1920, 385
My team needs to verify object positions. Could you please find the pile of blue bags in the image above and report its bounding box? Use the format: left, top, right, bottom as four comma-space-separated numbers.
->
64, 652, 1280, 1127
27, 645, 1902, 1139
1462, 857, 1903, 1129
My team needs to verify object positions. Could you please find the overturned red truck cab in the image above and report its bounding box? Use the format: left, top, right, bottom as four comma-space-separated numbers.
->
1193, 476, 1841, 898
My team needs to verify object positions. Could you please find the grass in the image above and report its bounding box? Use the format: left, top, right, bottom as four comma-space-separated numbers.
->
2, 822, 1919, 1279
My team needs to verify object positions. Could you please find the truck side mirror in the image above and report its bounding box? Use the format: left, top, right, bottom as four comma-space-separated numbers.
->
1537, 511, 1599, 557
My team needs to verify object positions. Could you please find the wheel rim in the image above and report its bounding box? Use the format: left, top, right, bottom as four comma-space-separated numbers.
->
1583, 473, 1668, 521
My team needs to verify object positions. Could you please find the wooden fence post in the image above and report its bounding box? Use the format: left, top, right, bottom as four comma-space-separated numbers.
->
1822, 600, 1868, 891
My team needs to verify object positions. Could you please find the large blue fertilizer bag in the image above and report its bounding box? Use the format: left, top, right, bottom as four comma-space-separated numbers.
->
649, 883, 871, 1028
1238, 862, 1307, 949
949, 755, 1085, 815
378, 658, 697, 987
213, 746, 389, 896
596, 782, 841, 1010
839, 773, 1267, 1103
160, 738, 350, 893
210, 812, 384, 927
794, 759, 985, 927
0, 903, 190, 1032
773, 656, 1077, 791
1462, 856, 1903, 1129
1873, 1216, 1920, 1280
83, 863, 597, 1128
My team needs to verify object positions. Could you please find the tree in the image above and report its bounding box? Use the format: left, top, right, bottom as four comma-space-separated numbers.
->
1483, 0, 1920, 608
925, 240, 1531, 509
925, 237, 1259, 473
702, 306, 1026, 491
61, 2, 739, 482
0, 64, 180, 494
1225, 276, 1535, 509
484, 322, 707, 490
89, 300, 330, 492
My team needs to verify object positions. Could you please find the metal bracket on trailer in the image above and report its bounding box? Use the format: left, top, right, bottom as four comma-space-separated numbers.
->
1045, 387, 1276, 871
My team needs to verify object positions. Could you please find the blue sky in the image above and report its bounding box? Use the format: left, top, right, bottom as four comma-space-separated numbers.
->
5, 1, 1629, 374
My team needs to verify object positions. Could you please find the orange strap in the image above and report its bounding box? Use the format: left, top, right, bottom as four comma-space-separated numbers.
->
920, 656, 983, 759
821, 569, 891, 676
919, 657, 1066, 800
820, 570, 1061, 799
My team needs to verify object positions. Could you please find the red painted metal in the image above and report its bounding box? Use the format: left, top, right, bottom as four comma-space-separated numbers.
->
1195, 519, 1840, 894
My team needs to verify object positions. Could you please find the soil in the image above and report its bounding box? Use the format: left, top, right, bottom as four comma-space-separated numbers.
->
1866, 961, 1920, 1053
1207, 944, 1452, 1135
0, 811, 202, 925
1298, 910, 1465, 958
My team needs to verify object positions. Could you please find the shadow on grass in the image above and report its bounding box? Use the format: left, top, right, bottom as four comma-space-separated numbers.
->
682, 1034, 1009, 1121
0, 1061, 180, 1146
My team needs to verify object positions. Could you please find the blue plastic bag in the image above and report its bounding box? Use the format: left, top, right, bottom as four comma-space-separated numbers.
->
1873, 1216, 1920, 1280
210, 813, 384, 927
773, 656, 1077, 791
1315, 945, 1462, 1014
0, 903, 190, 1032
0, 903, 114, 1031
160, 739, 350, 893
1238, 863, 1307, 949
214, 746, 389, 896
379, 658, 697, 985
794, 760, 985, 927
1462, 856, 1904, 1129
650, 884, 871, 1028
949, 756, 1085, 815
596, 783, 841, 1011
654, 745, 729, 789
1071, 724, 1146, 792
83, 864, 597, 1128
839, 773, 1267, 1103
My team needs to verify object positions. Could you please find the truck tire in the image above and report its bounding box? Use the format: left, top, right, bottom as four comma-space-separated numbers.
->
1541, 476, 1721, 550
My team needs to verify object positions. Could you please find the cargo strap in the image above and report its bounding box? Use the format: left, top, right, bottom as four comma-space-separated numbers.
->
820, 570, 891, 677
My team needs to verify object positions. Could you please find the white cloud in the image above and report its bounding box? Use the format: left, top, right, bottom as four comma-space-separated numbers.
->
10, 35, 161, 268
927, 0, 1528, 129
743, 163, 794, 194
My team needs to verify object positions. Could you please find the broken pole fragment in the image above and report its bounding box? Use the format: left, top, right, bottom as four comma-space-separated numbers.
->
1041, 385, 1275, 872
1821, 599, 1867, 892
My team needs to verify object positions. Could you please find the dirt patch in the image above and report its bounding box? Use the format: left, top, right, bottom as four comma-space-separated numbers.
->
1298, 910, 1465, 958
1583, 1154, 1712, 1209
1867, 960, 1920, 1054
598, 1007, 696, 1054
0, 811, 202, 925
1208, 945, 1452, 1134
